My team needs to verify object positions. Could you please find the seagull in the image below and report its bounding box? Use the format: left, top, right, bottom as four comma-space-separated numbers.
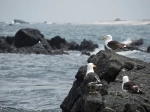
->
84, 63, 102, 93
122, 76, 144, 103
102, 35, 127, 50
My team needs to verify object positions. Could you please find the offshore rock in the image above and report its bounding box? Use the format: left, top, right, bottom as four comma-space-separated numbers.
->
0, 28, 98, 55
147, 46, 150, 53
61, 50, 150, 112
79, 39, 98, 51
14, 28, 44, 48
0, 36, 14, 53
128, 38, 143, 46
48, 36, 68, 50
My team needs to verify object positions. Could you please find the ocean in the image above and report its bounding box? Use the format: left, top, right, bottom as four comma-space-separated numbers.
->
0, 23, 150, 112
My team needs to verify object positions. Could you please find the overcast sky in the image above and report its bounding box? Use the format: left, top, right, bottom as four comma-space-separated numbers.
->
0, 0, 150, 23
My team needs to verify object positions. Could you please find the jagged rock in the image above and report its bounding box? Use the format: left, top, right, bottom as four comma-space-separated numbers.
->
16, 43, 50, 54
0, 36, 14, 53
61, 50, 150, 112
48, 36, 68, 50
79, 39, 98, 51
14, 28, 44, 48
0, 28, 99, 55
81, 51, 91, 56
147, 46, 150, 53
6, 36, 14, 45
68, 42, 79, 50
128, 38, 143, 46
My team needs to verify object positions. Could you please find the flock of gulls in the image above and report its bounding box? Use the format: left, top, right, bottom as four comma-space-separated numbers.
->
83, 35, 144, 103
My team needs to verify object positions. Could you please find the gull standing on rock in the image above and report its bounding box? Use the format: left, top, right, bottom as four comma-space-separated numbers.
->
84, 63, 102, 93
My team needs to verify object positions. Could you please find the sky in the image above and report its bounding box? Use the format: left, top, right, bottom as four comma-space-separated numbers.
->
0, 0, 150, 23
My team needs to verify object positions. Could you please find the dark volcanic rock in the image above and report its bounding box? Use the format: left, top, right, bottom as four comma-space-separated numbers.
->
147, 46, 150, 53
14, 28, 44, 48
79, 39, 98, 51
68, 42, 79, 50
0, 36, 14, 53
61, 50, 150, 112
48, 36, 68, 50
0, 28, 99, 55
129, 38, 143, 46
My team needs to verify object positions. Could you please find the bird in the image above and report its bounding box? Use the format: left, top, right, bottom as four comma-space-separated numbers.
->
101, 35, 127, 50
122, 76, 144, 103
84, 63, 102, 93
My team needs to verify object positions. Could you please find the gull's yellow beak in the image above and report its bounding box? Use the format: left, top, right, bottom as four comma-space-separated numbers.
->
101, 37, 106, 40
93, 64, 96, 68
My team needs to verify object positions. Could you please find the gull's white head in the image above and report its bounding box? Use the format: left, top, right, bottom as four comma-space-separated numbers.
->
86, 63, 96, 75
123, 76, 129, 83
102, 35, 113, 41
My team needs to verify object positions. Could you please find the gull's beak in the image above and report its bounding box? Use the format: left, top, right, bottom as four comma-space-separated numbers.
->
101, 37, 106, 40
93, 64, 96, 68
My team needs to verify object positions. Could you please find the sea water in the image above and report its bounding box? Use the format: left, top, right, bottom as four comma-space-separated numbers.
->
0, 23, 150, 112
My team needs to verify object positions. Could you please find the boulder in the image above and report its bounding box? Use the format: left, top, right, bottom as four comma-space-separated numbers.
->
129, 38, 143, 46
79, 39, 98, 51
14, 28, 44, 48
81, 51, 91, 56
61, 50, 150, 112
0, 36, 14, 53
147, 46, 150, 53
48, 36, 68, 50
68, 42, 79, 50
15, 43, 50, 54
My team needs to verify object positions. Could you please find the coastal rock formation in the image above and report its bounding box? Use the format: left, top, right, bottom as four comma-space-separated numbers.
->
0, 28, 98, 55
79, 39, 98, 51
0, 36, 14, 53
48, 36, 68, 50
14, 28, 44, 47
147, 46, 150, 53
13, 19, 29, 24
60, 50, 150, 112
128, 38, 143, 46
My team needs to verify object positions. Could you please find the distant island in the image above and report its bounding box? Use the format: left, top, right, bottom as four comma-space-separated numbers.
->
13, 19, 29, 24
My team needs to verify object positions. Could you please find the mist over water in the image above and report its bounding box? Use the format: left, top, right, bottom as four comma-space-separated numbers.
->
0, 23, 150, 111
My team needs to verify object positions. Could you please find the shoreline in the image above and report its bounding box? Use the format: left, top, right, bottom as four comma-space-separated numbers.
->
1, 20, 150, 25
82, 20, 150, 25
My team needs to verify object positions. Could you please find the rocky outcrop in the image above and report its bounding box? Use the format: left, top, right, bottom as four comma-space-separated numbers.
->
0, 36, 14, 53
60, 50, 150, 112
128, 38, 143, 46
13, 19, 29, 24
48, 36, 68, 50
79, 39, 98, 51
14, 28, 44, 47
147, 46, 150, 53
0, 28, 98, 55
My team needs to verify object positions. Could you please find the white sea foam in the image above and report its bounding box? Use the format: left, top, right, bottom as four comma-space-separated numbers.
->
116, 50, 140, 56
122, 38, 132, 44
91, 45, 104, 55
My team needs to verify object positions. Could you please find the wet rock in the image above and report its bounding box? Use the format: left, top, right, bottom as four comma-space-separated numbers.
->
48, 36, 68, 50
68, 42, 79, 50
79, 39, 98, 51
81, 51, 91, 56
123, 103, 146, 112
14, 28, 44, 48
129, 38, 143, 46
147, 46, 150, 53
0, 28, 100, 55
0, 36, 14, 53
61, 50, 150, 112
